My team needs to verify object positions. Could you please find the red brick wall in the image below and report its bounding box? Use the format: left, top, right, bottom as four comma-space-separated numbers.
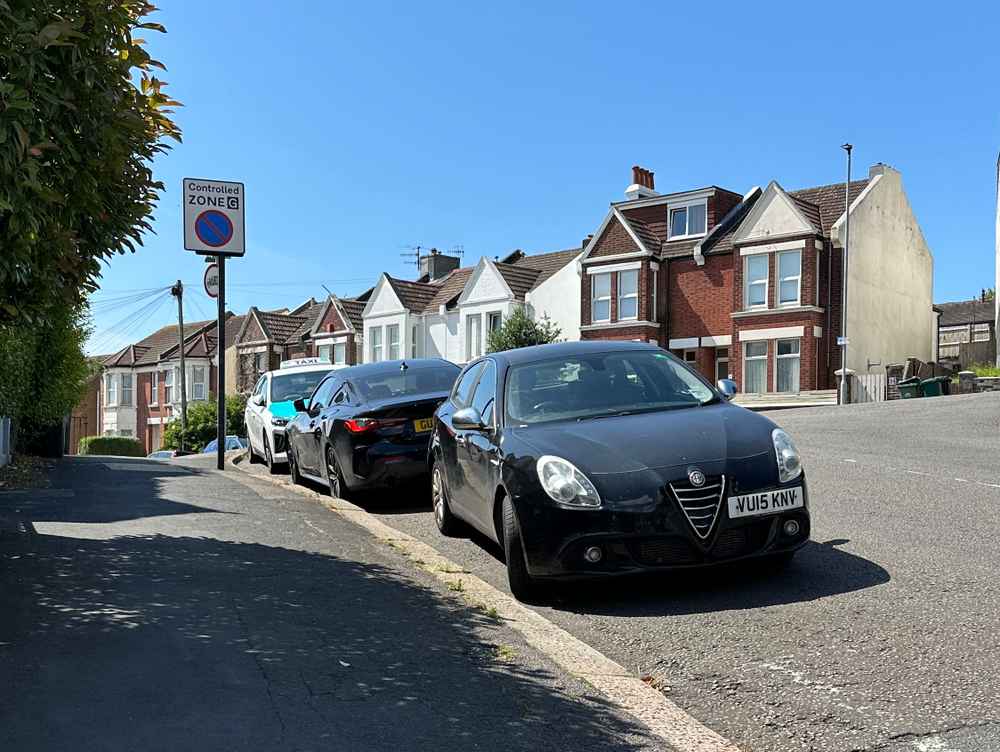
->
668, 255, 733, 339
318, 303, 347, 333
580, 324, 659, 342
589, 217, 642, 259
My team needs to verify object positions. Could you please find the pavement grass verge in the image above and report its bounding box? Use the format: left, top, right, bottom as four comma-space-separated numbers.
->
227, 452, 741, 752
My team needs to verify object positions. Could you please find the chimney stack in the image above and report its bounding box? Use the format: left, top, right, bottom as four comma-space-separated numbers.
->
418, 248, 460, 281
625, 164, 658, 200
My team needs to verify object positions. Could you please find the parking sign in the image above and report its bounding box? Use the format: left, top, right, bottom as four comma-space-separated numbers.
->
183, 178, 245, 256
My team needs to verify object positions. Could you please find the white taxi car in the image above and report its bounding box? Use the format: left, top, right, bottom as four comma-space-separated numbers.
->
246, 358, 340, 472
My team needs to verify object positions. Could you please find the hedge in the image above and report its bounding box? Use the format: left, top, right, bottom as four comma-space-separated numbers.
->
78, 436, 144, 457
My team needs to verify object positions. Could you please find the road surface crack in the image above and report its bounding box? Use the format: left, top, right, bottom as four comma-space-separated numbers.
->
232, 597, 287, 741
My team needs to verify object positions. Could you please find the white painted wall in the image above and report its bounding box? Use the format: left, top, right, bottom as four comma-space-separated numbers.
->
833, 165, 934, 370
525, 252, 583, 341
423, 312, 462, 362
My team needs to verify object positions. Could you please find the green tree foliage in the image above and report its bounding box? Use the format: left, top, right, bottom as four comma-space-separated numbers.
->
0, 0, 181, 323
486, 307, 561, 353
78, 435, 143, 457
162, 394, 247, 453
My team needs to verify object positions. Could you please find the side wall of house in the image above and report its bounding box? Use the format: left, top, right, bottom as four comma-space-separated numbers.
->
839, 167, 934, 371
525, 254, 582, 341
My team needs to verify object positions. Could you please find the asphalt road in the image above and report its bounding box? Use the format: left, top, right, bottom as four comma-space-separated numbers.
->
257, 392, 1000, 752
0, 455, 662, 751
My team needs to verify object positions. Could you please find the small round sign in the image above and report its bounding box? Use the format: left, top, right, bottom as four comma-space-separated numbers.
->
194, 209, 234, 248
203, 263, 220, 299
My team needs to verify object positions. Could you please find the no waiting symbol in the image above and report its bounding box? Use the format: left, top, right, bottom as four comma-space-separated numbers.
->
194, 210, 234, 247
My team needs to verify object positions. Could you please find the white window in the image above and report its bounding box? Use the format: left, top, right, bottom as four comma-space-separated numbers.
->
370, 326, 383, 362
150, 371, 159, 405
191, 366, 206, 400
591, 273, 611, 322
253, 352, 265, 373
775, 339, 800, 393
118, 428, 133, 437
777, 250, 801, 306
164, 369, 174, 404
744, 341, 768, 394
618, 269, 639, 320
683, 349, 697, 363
668, 202, 707, 239
411, 325, 419, 358
715, 347, 730, 382
487, 312, 503, 333
119, 373, 133, 407
105, 374, 117, 405
744, 255, 768, 309
973, 323, 991, 342
317, 343, 332, 362
651, 269, 658, 322
334, 342, 347, 364
466, 314, 482, 360
387, 324, 400, 360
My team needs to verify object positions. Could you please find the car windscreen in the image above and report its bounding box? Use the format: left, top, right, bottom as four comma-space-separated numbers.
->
270, 369, 334, 403
505, 350, 716, 425
354, 364, 460, 402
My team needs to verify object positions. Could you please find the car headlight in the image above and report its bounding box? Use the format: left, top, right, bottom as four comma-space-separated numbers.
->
772, 428, 802, 483
271, 416, 288, 427
536, 455, 601, 508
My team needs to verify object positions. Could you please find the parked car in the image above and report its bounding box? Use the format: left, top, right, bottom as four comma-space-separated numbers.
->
202, 436, 248, 453
246, 358, 342, 473
285, 359, 461, 498
429, 341, 810, 601
147, 450, 177, 460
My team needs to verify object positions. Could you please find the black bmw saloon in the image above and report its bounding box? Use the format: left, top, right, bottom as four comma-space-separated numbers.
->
285, 359, 460, 498
430, 341, 809, 601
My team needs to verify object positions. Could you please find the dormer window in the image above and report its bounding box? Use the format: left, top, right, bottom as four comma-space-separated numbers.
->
668, 201, 707, 239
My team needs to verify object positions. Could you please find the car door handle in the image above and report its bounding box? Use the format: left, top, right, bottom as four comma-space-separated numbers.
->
456, 434, 467, 446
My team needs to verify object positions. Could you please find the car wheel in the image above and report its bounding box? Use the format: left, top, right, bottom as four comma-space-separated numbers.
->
263, 433, 279, 475
502, 496, 540, 603
248, 438, 260, 464
288, 447, 301, 486
326, 446, 349, 500
432, 463, 464, 537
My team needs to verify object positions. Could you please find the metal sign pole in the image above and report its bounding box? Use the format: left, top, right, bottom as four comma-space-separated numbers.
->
216, 255, 226, 470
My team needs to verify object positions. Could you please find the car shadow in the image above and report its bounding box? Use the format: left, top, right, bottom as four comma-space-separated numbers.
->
542, 539, 891, 616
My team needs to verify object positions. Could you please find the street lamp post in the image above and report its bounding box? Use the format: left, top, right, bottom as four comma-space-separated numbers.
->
839, 143, 853, 406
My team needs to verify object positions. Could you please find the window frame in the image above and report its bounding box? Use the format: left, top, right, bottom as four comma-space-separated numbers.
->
487, 311, 503, 333
411, 325, 419, 358
333, 341, 347, 365
715, 347, 730, 383
150, 371, 159, 406
774, 338, 801, 393
451, 361, 485, 408
316, 343, 333, 363
191, 365, 206, 401
105, 373, 118, 406
469, 358, 498, 426
465, 313, 483, 361
164, 368, 174, 404
617, 269, 639, 321
743, 254, 769, 310
370, 326, 383, 362
743, 341, 768, 394
667, 200, 707, 240
119, 373, 133, 407
683, 349, 698, 364
776, 250, 802, 307
591, 272, 612, 323
386, 324, 400, 360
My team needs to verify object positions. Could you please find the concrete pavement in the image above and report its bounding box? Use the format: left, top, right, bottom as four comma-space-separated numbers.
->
0, 455, 662, 751
238, 392, 1000, 752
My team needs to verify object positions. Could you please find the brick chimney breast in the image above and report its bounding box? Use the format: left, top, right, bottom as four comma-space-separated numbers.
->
625, 164, 659, 201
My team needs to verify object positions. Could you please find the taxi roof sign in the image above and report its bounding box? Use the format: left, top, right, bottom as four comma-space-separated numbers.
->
279, 357, 331, 369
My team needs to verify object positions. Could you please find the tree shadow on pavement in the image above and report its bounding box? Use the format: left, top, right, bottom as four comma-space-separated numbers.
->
544, 539, 890, 616
0, 532, 657, 751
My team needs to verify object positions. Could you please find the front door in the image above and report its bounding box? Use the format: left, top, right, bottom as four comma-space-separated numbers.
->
455, 359, 498, 533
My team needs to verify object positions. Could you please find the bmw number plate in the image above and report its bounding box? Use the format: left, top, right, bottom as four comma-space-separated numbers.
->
413, 418, 434, 433
727, 486, 803, 519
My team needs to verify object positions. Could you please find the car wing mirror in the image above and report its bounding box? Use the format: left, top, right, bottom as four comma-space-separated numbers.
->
452, 406, 487, 432
253, 394, 265, 407
292, 397, 308, 412
716, 378, 738, 401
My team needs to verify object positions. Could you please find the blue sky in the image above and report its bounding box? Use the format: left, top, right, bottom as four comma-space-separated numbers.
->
86, 0, 1000, 354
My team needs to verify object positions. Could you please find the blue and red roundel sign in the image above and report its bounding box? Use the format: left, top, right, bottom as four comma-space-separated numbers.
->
194, 210, 234, 248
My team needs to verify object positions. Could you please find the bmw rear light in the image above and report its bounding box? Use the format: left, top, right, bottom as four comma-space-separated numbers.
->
345, 418, 379, 433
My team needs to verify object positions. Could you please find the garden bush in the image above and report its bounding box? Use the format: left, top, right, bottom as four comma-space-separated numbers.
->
78, 436, 144, 457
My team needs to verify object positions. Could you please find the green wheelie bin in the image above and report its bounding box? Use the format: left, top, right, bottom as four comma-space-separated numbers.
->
898, 376, 922, 399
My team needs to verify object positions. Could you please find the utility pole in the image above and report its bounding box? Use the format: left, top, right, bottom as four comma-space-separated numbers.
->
171, 280, 188, 452
839, 143, 853, 406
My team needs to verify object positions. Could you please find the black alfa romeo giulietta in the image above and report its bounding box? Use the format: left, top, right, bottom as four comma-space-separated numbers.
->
429, 341, 809, 601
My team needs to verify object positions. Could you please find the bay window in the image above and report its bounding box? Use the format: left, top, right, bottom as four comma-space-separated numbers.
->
487, 312, 502, 333
370, 326, 383, 362
334, 341, 347, 364
744, 341, 767, 394
775, 339, 800, 393
105, 374, 117, 405
744, 255, 768, 309
164, 369, 174, 403
411, 325, 419, 358
617, 269, 638, 320
777, 250, 801, 306
668, 202, 707, 239
191, 366, 206, 400
591, 273, 611, 322
387, 324, 400, 360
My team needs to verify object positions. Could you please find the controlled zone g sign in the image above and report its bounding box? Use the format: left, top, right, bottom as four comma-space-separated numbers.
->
183, 178, 245, 256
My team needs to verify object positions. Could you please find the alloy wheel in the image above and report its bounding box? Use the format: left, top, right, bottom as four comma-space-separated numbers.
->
326, 448, 342, 498
432, 466, 445, 526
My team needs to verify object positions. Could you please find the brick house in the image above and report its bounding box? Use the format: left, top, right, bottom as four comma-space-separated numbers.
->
233, 294, 368, 394
99, 312, 244, 453
936, 295, 996, 365
579, 164, 934, 394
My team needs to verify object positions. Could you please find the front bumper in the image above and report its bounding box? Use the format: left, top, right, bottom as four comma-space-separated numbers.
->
514, 477, 810, 579
269, 428, 288, 462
